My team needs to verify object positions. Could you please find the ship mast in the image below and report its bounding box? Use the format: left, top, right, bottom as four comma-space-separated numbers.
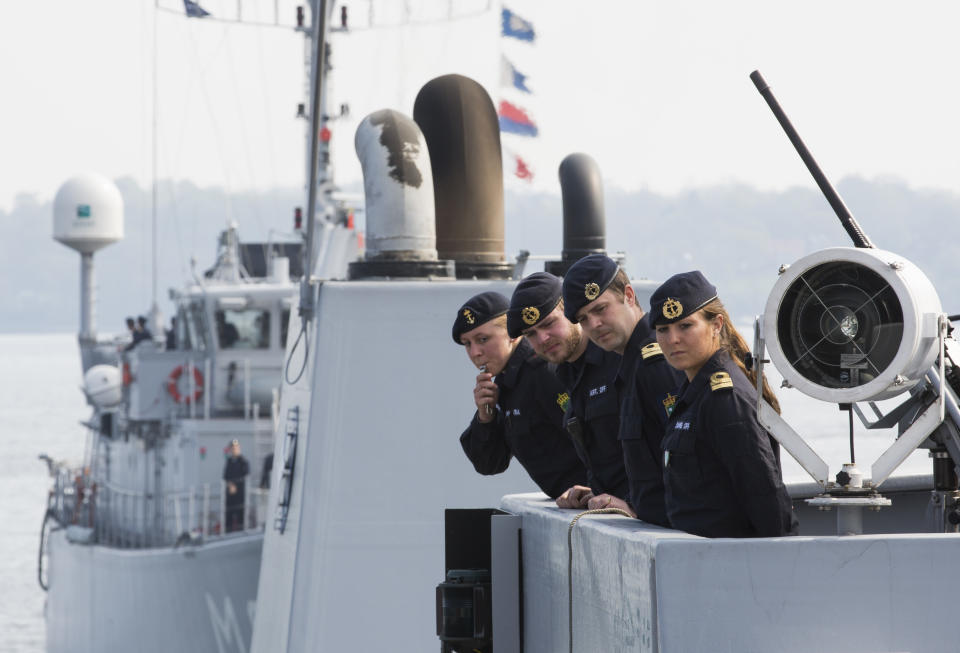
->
299, 0, 330, 322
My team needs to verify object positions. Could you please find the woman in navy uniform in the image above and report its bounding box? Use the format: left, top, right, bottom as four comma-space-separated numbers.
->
454, 291, 587, 499
651, 271, 795, 538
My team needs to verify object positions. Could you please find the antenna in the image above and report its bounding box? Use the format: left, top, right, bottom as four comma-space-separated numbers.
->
749, 70, 875, 249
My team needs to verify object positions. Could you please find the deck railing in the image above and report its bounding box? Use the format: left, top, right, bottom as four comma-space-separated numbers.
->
48, 467, 269, 549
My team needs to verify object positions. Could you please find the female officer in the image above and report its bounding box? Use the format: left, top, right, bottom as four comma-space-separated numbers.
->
651, 271, 795, 538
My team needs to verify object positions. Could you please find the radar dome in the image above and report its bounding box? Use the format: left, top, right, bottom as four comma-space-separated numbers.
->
53, 173, 124, 253
83, 364, 123, 407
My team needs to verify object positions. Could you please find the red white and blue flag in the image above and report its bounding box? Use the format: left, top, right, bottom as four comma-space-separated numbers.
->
498, 100, 538, 137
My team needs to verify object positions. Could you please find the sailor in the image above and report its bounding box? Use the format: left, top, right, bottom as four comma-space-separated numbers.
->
454, 291, 587, 499
562, 255, 684, 526
651, 271, 796, 538
165, 316, 177, 350
217, 311, 240, 348
507, 272, 628, 509
223, 439, 250, 532
136, 315, 153, 343
123, 316, 138, 351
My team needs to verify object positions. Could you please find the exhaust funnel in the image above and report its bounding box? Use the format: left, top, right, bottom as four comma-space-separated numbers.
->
413, 74, 512, 279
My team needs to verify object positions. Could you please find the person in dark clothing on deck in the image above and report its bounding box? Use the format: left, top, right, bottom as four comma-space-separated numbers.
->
651, 271, 796, 538
136, 316, 153, 342
563, 255, 685, 527
223, 439, 250, 532
507, 272, 627, 509
454, 291, 587, 499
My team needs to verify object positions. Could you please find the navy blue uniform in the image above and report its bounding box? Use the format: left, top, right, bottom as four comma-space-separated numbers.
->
662, 349, 795, 538
556, 341, 628, 499
616, 315, 686, 526
460, 339, 588, 498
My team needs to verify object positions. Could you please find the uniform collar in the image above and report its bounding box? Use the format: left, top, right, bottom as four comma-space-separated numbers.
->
617, 313, 654, 383
682, 348, 732, 400
500, 338, 533, 389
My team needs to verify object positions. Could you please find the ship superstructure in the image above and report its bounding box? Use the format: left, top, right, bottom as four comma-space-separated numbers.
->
40, 2, 353, 651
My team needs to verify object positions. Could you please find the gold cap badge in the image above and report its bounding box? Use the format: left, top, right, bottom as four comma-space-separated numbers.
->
710, 371, 733, 391
584, 282, 600, 300
462, 308, 475, 325
662, 298, 683, 320
521, 306, 541, 325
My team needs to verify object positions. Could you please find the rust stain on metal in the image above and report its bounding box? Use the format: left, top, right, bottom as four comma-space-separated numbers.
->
369, 109, 423, 188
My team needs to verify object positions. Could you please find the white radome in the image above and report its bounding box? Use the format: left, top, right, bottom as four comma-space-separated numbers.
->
53, 173, 124, 254
83, 364, 123, 408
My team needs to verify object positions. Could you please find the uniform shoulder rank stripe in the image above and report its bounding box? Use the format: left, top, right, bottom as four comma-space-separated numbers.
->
710, 371, 734, 391
641, 342, 663, 360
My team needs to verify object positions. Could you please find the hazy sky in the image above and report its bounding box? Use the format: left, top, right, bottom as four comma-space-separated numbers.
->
4, 0, 960, 212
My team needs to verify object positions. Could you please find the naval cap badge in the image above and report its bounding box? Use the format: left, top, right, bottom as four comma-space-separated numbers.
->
521, 306, 541, 325
662, 298, 683, 320
462, 308, 475, 324
584, 282, 600, 301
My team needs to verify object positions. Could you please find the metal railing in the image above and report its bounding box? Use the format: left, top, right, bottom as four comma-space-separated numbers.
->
47, 467, 269, 549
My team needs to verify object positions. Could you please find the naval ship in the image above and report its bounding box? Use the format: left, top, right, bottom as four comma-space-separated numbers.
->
246, 29, 960, 653
42, 2, 960, 652
39, 2, 358, 651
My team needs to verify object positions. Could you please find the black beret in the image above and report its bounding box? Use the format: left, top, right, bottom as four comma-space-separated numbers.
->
561, 254, 619, 322
507, 272, 562, 337
649, 271, 718, 326
452, 291, 510, 344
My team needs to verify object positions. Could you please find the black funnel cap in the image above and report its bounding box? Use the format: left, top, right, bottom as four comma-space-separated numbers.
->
545, 153, 606, 277
413, 74, 513, 279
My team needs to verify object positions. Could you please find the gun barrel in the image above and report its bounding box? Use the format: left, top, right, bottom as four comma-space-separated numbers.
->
749, 70, 875, 249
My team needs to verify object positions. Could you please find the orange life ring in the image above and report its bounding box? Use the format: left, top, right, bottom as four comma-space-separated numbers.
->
167, 365, 204, 404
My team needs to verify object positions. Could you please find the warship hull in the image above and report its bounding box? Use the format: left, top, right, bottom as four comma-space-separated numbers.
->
45, 531, 261, 653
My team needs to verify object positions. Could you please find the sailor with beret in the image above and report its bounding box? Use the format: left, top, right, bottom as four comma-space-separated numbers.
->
651, 271, 796, 538
562, 255, 684, 526
507, 272, 628, 508
454, 291, 587, 499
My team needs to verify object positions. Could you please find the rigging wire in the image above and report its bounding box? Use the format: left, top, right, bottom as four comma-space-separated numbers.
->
156, 0, 492, 30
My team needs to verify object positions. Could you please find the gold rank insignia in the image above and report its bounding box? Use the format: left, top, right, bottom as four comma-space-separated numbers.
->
710, 371, 733, 391
521, 306, 540, 325
557, 392, 570, 412
462, 308, 475, 324
662, 298, 683, 320
663, 392, 677, 417
641, 342, 663, 360
584, 282, 601, 300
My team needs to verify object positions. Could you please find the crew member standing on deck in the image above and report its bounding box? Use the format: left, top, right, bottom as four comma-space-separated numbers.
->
651, 271, 795, 538
507, 272, 628, 509
563, 255, 684, 526
223, 439, 250, 532
454, 291, 587, 499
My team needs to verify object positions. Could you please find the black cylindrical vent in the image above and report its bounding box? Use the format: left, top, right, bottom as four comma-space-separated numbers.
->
413, 74, 513, 279
545, 153, 606, 276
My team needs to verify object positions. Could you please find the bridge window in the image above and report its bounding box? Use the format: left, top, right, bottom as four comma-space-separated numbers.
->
215, 309, 270, 350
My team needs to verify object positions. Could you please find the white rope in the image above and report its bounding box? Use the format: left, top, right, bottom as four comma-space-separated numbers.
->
567, 507, 633, 653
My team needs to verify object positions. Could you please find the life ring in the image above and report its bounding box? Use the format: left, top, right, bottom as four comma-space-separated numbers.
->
167, 365, 204, 404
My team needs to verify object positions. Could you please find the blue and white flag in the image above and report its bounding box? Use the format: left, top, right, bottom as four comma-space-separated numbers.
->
500, 55, 532, 94
501, 7, 535, 42
184, 0, 211, 18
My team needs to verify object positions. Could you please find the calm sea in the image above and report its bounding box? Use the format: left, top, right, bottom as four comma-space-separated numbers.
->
0, 333, 931, 652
